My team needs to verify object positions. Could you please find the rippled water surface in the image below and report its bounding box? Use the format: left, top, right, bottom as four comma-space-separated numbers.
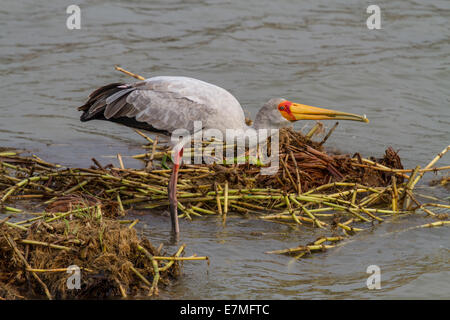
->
1, 0, 449, 299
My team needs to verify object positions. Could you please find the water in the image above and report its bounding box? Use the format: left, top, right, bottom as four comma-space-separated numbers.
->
1, 0, 449, 299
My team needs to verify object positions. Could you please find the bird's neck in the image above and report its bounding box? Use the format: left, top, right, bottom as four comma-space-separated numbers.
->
251, 104, 292, 131
251, 109, 278, 130
251, 118, 271, 130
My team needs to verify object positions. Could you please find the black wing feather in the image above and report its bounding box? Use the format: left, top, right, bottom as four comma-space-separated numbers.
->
78, 82, 169, 135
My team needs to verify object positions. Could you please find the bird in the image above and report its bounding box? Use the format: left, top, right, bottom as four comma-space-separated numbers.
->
79, 76, 369, 236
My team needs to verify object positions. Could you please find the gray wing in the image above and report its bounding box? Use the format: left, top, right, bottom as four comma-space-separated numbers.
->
79, 76, 245, 134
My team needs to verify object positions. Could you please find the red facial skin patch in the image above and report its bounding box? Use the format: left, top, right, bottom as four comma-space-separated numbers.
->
277, 101, 296, 121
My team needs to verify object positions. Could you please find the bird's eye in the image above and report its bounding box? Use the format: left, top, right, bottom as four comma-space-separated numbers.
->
279, 106, 285, 111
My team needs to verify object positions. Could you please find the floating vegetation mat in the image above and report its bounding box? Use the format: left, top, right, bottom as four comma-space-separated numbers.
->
0, 125, 449, 299
1, 212, 186, 299
0, 208, 209, 300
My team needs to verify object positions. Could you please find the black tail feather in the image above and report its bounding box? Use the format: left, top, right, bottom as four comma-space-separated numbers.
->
78, 82, 170, 135
79, 83, 124, 122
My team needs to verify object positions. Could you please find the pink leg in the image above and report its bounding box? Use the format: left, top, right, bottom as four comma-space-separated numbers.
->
168, 148, 183, 235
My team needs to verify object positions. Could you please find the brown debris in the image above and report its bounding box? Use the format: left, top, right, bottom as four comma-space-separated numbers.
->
0, 214, 182, 299
246, 128, 404, 193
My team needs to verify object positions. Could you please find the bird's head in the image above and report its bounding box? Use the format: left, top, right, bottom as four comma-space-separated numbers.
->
253, 98, 369, 129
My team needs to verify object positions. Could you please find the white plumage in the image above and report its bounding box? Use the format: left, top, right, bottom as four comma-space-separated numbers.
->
82, 77, 259, 133
80, 75, 370, 138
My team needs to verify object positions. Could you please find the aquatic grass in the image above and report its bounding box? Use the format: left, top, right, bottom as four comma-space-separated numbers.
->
1, 138, 448, 256
0, 209, 208, 299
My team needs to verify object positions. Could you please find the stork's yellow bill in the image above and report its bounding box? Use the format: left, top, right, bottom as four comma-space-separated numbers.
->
277, 100, 369, 123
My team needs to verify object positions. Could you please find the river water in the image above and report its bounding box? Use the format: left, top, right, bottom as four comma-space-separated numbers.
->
0, 0, 449, 299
